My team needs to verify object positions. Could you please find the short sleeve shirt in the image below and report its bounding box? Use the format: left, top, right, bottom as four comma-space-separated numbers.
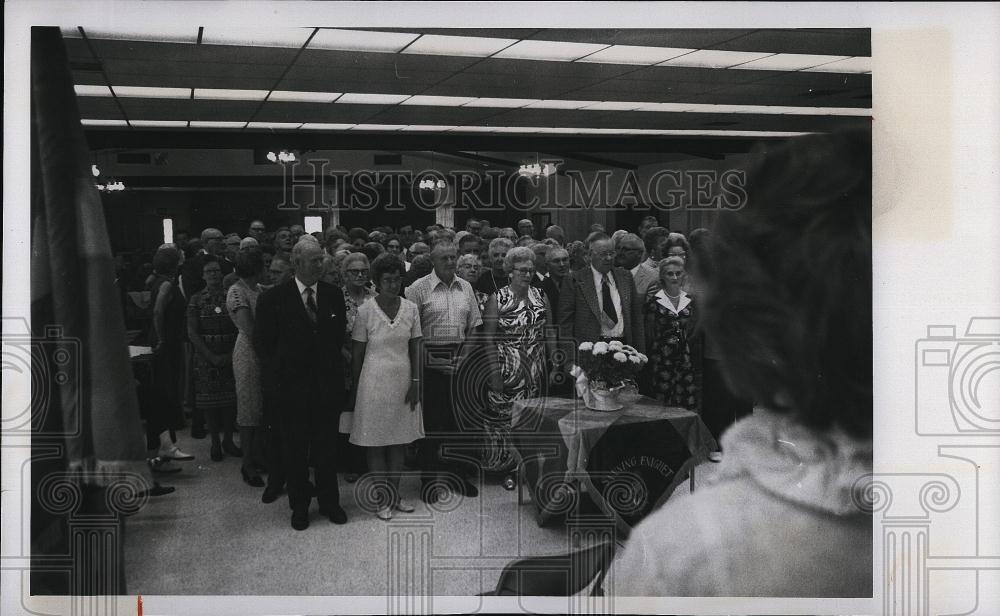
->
404, 270, 482, 344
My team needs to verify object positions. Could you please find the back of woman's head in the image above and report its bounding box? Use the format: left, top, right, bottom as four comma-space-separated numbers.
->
700, 130, 872, 437
152, 245, 181, 275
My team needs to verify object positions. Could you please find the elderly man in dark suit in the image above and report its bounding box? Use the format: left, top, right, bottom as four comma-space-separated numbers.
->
557, 235, 645, 372
255, 239, 348, 530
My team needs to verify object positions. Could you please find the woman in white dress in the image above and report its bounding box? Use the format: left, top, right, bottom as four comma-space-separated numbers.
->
349, 254, 424, 520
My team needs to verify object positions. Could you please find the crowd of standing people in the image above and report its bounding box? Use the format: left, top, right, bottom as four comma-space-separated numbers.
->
128, 212, 751, 529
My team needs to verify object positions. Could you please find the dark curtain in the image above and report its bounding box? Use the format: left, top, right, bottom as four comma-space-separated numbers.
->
30, 26, 150, 596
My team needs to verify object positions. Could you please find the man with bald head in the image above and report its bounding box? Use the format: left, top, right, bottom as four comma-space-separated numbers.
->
255, 239, 348, 529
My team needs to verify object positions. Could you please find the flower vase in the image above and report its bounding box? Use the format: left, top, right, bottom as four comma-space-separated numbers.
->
584, 382, 625, 411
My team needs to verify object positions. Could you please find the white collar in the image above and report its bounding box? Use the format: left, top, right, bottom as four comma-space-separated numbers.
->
591, 266, 615, 287
654, 288, 691, 313
430, 270, 460, 290
295, 277, 318, 297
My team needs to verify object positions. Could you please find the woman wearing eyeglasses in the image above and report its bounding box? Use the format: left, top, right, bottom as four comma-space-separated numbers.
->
482, 246, 554, 490
338, 252, 375, 482
645, 256, 699, 409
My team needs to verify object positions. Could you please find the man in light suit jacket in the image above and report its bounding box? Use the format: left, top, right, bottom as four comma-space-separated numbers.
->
255, 239, 348, 530
558, 235, 645, 373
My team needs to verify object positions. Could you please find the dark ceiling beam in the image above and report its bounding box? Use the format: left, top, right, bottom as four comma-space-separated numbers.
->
544, 152, 638, 170
440, 151, 521, 168
84, 130, 792, 153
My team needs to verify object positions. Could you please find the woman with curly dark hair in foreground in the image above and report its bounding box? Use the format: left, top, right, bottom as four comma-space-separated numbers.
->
610, 130, 873, 597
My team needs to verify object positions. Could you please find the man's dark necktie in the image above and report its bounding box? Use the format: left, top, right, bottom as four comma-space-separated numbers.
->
601, 274, 619, 324
304, 287, 318, 324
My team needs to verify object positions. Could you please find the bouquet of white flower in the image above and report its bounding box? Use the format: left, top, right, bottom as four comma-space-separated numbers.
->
570, 340, 648, 408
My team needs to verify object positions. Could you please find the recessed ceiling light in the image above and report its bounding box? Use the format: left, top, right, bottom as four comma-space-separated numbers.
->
300, 123, 356, 130
74, 85, 113, 97
462, 98, 539, 108
114, 86, 191, 99
201, 27, 313, 48
578, 101, 645, 111
493, 39, 611, 62
732, 54, 852, 71
401, 95, 477, 107
401, 34, 517, 57
81, 119, 129, 127
131, 120, 188, 128
400, 125, 461, 131
268, 90, 342, 103
803, 56, 872, 74
658, 49, 774, 69
577, 45, 694, 66
350, 124, 406, 131
524, 100, 592, 110
73, 26, 198, 44
247, 122, 303, 129
309, 29, 419, 53
336, 93, 411, 105
193, 88, 269, 101
190, 121, 246, 128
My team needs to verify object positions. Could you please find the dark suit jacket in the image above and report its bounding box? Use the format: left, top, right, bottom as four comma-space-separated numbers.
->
254, 278, 347, 415
558, 267, 645, 357
540, 275, 562, 320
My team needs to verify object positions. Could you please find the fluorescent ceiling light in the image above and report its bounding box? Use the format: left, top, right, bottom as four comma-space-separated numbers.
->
493, 40, 610, 62
75, 85, 112, 97
533, 127, 583, 133
524, 100, 592, 110
401, 95, 477, 107
492, 126, 541, 133
300, 123, 356, 130
114, 86, 191, 99
268, 90, 342, 103
401, 34, 516, 57
732, 54, 851, 71
632, 102, 698, 112
804, 56, 872, 74
131, 120, 188, 128
462, 97, 538, 108
189, 121, 246, 128
309, 29, 419, 53
349, 124, 406, 131
81, 119, 128, 127
577, 45, 694, 65
579, 101, 645, 111
659, 49, 774, 68
247, 122, 303, 129
400, 125, 461, 131
72, 26, 198, 44
644, 129, 811, 137
201, 27, 313, 48
452, 126, 498, 132
336, 93, 411, 105
194, 88, 269, 101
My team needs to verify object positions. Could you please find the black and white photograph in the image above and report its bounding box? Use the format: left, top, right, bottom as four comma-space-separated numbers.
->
3, 2, 999, 616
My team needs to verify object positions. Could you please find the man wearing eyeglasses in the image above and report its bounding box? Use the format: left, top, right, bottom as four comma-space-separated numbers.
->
557, 235, 645, 375
248, 220, 266, 242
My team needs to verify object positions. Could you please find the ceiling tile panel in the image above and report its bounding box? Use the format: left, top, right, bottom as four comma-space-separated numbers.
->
712, 29, 870, 56
362, 106, 504, 126
253, 102, 390, 123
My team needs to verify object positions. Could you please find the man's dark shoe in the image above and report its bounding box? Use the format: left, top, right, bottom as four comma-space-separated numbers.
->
320, 505, 348, 525
261, 486, 283, 504
291, 511, 309, 531
457, 479, 479, 498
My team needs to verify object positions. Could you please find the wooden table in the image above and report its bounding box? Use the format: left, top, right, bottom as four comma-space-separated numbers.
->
511, 394, 717, 536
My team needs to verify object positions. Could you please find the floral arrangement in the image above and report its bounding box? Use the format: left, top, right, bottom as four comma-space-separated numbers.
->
570, 340, 648, 390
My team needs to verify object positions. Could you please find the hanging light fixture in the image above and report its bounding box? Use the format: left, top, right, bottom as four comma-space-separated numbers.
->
419, 177, 447, 190
266, 149, 297, 164
517, 160, 558, 178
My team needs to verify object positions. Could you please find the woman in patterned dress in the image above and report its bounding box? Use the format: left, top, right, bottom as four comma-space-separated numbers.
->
645, 257, 699, 409
226, 248, 266, 487
482, 246, 554, 490
187, 254, 240, 462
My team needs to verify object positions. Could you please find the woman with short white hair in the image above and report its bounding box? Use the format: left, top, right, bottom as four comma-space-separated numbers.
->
482, 246, 554, 490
